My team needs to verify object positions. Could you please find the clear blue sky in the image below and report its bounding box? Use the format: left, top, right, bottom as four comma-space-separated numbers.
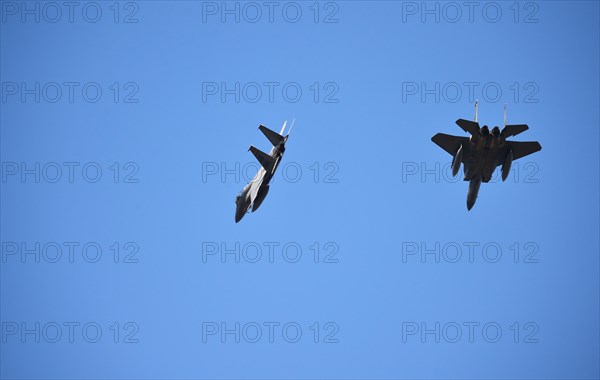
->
1, 1, 599, 379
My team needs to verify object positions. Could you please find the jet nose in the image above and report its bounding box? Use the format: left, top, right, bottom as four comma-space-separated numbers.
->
235, 201, 247, 223
467, 198, 476, 211
235, 207, 244, 223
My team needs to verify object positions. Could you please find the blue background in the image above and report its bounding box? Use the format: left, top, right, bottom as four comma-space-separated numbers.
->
1, 1, 599, 378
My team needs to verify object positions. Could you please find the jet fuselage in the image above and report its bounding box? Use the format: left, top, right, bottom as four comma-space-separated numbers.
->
235, 124, 289, 223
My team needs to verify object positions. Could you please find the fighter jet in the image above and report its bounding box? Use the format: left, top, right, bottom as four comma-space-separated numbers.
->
432, 102, 541, 210
235, 120, 293, 223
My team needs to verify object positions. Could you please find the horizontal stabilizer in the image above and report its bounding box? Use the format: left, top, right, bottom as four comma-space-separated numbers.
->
502, 124, 529, 138
456, 119, 480, 136
259, 125, 285, 147
249, 146, 275, 171
508, 141, 542, 160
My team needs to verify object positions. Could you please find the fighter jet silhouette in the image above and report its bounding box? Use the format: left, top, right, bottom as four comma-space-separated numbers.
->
432, 102, 541, 210
235, 120, 293, 223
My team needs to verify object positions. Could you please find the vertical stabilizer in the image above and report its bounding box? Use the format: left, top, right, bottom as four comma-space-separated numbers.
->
286, 118, 295, 136
279, 121, 287, 135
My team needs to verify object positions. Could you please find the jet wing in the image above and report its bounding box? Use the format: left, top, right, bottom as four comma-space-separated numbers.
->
506, 141, 542, 160
432, 133, 469, 157
456, 119, 480, 136
249, 146, 275, 172
502, 124, 529, 138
